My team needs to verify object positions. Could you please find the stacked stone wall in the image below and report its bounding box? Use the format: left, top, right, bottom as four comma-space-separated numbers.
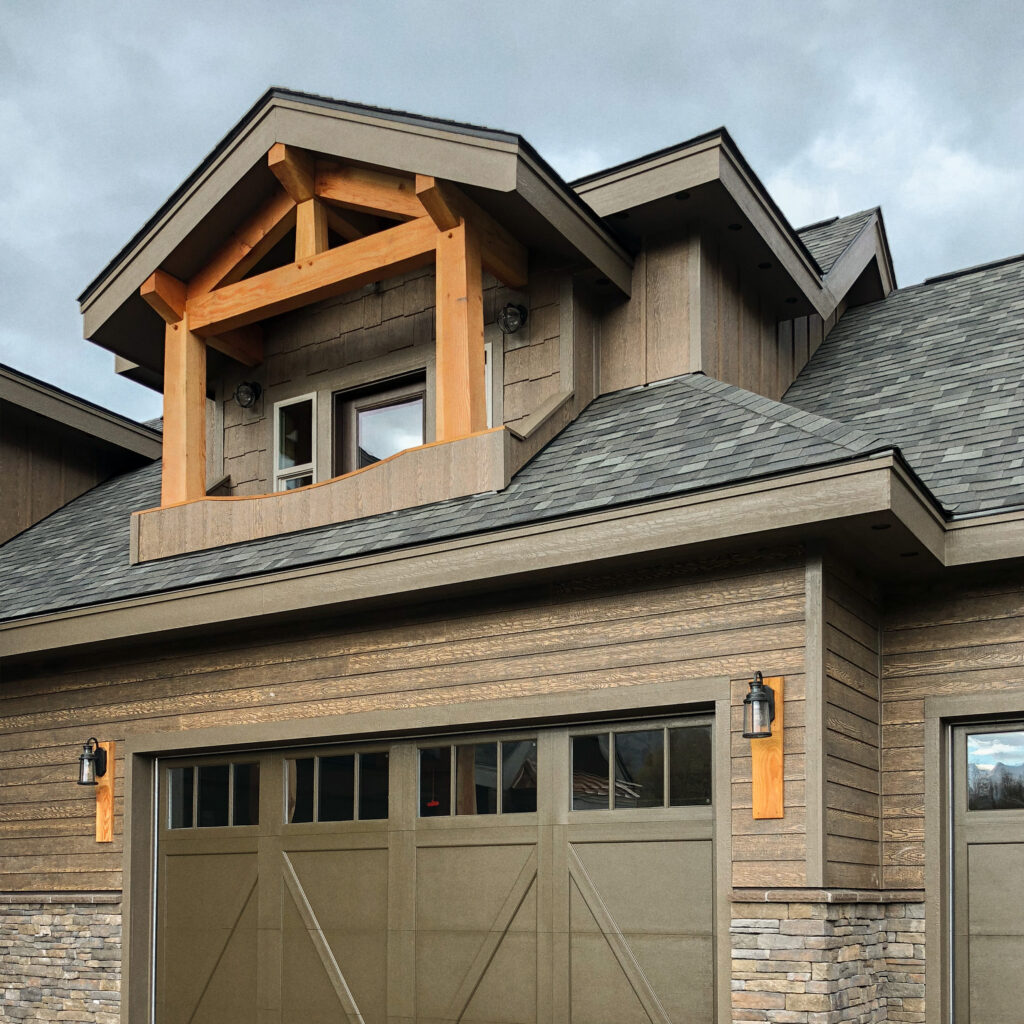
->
731, 899, 925, 1023
0, 895, 120, 1023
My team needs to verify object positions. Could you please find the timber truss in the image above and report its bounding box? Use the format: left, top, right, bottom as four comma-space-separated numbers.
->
141, 143, 528, 507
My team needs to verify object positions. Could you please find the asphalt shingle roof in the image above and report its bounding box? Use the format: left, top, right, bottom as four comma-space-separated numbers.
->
785, 255, 1024, 515
797, 209, 877, 274
0, 374, 890, 622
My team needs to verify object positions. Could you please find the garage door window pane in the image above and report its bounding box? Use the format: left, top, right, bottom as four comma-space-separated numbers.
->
169, 767, 194, 829
232, 763, 260, 826
503, 740, 538, 813
614, 730, 663, 809
420, 747, 451, 816
573, 734, 611, 810
968, 731, 1024, 810
359, 752, 389, 820
669, 725, 712, 806
319, 755, 355, 822
197, 765, 230, 827
456, 743, 498, 815
288, 758, 315, 823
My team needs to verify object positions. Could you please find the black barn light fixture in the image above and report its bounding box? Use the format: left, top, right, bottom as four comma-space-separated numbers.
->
234, 381, 263, 408
497, 303, 528, 335
742, 672, 776, 739
77, 738, 108, 786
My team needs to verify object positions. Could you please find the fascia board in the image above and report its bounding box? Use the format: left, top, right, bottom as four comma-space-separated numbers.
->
821, 213, 895, 306
0, 368, 162, 459
945, 509, 1024, 565
0, 456, 904, 658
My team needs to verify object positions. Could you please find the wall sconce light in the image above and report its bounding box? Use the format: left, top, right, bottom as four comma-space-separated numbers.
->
497, 303, 528, 335
742, 671, 776, 739
77, 738, 107, 786
234, 381, 263, 408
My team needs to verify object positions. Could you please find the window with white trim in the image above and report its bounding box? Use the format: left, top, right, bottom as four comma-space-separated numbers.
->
273, 393, 317, 491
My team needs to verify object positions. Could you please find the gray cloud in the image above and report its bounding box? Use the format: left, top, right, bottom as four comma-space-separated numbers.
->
1, 0, 1021, 419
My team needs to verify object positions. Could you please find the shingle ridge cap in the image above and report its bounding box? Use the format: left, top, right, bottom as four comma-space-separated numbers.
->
797, 207, 878, 235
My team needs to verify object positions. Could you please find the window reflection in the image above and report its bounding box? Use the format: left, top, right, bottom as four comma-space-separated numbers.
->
456, 743, 498, 815
572, 734, 611, 810
420, 747, 451, 816
669, 726, 712, 806
287, 758, 315, 823
357, 397, 424, 467
502, 740, 538, 813
968, 731, 1024, 810
278, 400, 313, 469
614, 730, 663, 809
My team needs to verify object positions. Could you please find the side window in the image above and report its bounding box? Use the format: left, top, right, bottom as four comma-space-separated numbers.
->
167, 761, 260, 829
274, 394, 316, 491
285, 750, 390, 823
967, 729, 1024, 810
333, 374, 426, 475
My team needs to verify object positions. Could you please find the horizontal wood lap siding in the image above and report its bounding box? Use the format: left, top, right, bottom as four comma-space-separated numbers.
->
882, 571, 1024, 888
823, 561, 882, 888
0, 549, 807, 892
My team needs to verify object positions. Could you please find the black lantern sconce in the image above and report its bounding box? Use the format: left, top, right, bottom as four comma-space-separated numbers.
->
234, 381, 263, 409
77, 738, 108, 787
497, 303, 528, 335
742, 672, 776, 739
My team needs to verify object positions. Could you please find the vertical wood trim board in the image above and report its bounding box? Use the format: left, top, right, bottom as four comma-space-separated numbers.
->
96, 741, 115, 843
752, 677, 785, 819
804, 557, 825, 885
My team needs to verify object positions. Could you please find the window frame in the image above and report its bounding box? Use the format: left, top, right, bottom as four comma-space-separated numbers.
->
272, 391, 317, 492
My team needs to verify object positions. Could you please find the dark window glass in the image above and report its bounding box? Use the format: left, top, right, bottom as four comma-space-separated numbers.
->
614, 729, 663, 809
357, 397, 424, 467
572, 734, 611, 810
319, 755, 355, 822
420, 747, 451, 816
197, 765, 230, 827
278, 400, 313, 469
232, 763, 260, 826
169, 766, 194, 829
968, 731, 1024, 810
283, 474, 313, 490
288, 758, 315, 823
669, 725, 713, 806
502, 739, 538, 813
456, 743, 498, 815
358, 752, 389, 820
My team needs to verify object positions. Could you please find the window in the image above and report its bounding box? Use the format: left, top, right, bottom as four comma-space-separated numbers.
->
419, 737, 538, 817
967, 729, 1024, 810
274, 393, 316, 491
571, 723, 711, 811
333, 374, 426, 475
285, 750, 389, 823
167, 761, 260, 829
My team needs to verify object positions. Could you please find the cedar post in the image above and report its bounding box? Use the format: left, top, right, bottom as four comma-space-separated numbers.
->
435, 221, 486, 441
161, 316, 207, 505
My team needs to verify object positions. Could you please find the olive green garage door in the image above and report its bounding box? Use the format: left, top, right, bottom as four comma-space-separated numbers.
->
953, 721, 1024, 1024
155, 716, 715, 1024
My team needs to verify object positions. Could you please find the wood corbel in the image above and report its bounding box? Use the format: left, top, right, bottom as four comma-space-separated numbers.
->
268, 142, 315, 201
141, 270, 187, 323
416, 175, 528, 288
751, 675, 785, 819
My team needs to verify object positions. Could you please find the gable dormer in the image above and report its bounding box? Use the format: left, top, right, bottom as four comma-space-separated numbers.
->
79, 91, 632, 562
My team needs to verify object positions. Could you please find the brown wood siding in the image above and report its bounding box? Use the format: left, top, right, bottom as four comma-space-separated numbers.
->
0, 402, 145, 544
0, 548, 809, 892
823, 560, 882, 888
882, 569, 1024, 889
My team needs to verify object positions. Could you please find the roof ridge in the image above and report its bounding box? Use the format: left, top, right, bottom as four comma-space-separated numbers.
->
797, 207, 878, 235
685, 375, 892, 456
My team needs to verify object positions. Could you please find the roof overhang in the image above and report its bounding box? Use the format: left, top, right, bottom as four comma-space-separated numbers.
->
0, 363, 162, 459
6, 451, 1024, 664
79, 89, 633, 383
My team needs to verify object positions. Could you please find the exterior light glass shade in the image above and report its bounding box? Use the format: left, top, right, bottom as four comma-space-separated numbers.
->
497, 303, 528, 335
234, 381, 263, 409
742, 672, 776, 739
77, 738, 107, 786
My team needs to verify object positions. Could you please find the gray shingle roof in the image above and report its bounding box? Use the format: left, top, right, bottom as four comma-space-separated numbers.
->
785, 255, 1024, 515
0, 374, 890, 623
797, 209, 877, 274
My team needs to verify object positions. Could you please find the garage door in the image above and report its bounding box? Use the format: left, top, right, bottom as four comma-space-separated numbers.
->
953, 721, 1024, 1024
155, 716, 716, 1023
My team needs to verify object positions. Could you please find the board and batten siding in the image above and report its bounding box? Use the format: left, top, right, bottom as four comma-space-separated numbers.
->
0, 549, 810, 893
822, 560, 883, 889
882, 569, 1024, 889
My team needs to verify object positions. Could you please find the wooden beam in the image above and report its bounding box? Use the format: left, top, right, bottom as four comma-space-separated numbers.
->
316, 159, 425, 220
752, 675, 785, 820
140, 270, 186, 324
435, 221, 486, 441
188, 191, 297, 296
268, 142, 315, 201
207, 325, 264, 367
187, 216, 438, 336
161, 315, 207, 505
295, 198, 329, 259
95, 742, 115, 843
323, 204, 373, 243
416, 175, 527, 288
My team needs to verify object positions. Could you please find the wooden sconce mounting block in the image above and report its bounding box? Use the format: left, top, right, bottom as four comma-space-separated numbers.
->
751, 677, 784, 819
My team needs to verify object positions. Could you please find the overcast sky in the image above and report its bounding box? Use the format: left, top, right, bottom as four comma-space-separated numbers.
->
2, 1, 1021, 421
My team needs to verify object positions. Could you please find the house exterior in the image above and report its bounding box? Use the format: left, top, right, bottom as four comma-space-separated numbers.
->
2, 88, 1023, 1024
